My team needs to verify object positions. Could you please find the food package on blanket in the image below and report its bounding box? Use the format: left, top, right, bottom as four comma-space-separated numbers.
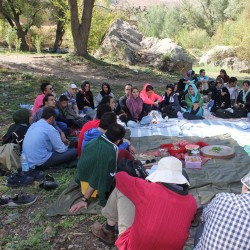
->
178, 140, 191, 147
185, 144, 200, 154
185, 156, 202, 169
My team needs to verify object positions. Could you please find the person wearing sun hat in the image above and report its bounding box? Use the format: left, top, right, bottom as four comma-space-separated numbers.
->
91, 156, 197, 249
61, 83, 79, 116
194, 171, 250, 250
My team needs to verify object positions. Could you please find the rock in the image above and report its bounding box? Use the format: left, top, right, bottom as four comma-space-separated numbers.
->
95, 19, 192, 74
199, 45, 250, 73
44, 225, 53, 234
95, 19, 142, 65
140, 37, 192, 73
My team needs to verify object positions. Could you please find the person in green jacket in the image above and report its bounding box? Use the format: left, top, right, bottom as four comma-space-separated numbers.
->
69, 123, 125, 213
183, 83, 204, 120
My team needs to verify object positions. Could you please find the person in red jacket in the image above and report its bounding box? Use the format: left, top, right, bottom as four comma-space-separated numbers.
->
77, 104, 112, 156
139, 83, 163, 112
92, 156, 197, 250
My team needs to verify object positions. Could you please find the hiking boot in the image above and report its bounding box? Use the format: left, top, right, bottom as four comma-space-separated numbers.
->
0, 197, 9, 207
91, 221, 116, 245
8, 194, 37, 207
7, 173, 34, 187
23, 169, 45, 181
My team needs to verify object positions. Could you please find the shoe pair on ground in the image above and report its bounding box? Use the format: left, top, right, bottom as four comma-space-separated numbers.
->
91, 221, 117, 246
7, 170, 58, 189
7, 169, 45, 187
0, 194, 37, 208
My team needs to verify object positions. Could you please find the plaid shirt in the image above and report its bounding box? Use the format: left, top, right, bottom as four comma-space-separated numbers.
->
195, 192, 250, 250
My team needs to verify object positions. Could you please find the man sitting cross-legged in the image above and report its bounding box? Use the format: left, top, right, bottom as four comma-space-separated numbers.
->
23, 107, 77, 170
91, 156, 197, 249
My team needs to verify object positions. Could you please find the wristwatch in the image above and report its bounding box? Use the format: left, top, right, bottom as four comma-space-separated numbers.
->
82, 197, 89, 203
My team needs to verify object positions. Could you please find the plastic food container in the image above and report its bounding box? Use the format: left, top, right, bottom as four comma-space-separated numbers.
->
185, 156, 202, 169
185, 144, 200, 154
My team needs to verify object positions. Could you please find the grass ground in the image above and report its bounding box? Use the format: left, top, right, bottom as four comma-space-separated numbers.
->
0, 54, 249, 249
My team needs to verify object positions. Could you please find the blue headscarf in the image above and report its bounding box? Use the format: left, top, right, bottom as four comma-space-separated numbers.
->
187, 83, 198, 103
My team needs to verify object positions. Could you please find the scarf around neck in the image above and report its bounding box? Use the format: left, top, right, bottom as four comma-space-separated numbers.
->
243, 88, 250, 103
126, 94, 143, 119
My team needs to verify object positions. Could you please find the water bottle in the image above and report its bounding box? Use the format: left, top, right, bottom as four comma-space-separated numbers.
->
20, 152, 29, 172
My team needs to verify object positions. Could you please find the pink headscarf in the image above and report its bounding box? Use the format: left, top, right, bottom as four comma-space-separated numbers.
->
126, 91, 144, 120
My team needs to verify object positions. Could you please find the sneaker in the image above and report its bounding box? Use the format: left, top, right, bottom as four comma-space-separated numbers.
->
0, 197, 9, 207
23, 169, 45, 181
91, 221, 116, 245
7, 173, 34, 187
8, 194, 37, 207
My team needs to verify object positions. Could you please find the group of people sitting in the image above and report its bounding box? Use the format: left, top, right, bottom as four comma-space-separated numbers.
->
2, 74, 250, 249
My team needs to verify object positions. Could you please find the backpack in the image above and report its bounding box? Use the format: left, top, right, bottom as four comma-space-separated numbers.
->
232, 107, 246, 118
117, 158, 148, 179
0, 143, 21, 173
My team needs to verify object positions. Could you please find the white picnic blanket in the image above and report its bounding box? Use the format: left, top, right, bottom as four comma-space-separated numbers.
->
128, 117, 250, 147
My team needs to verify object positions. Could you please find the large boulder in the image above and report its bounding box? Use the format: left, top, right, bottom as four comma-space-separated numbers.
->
95, 19, 142, 65
95, 19, 192, 74
200, 45, 250, 73
140, 37, 192, 73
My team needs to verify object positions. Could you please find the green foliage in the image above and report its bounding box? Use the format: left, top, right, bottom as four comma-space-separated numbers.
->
175, 28, 210, 50
5, 27, 17, 52
35, 35, 42, 53
88, 4, 120, 53
137, 5, 182, 39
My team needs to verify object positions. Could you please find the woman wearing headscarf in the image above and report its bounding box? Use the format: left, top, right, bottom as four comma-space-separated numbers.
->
95, 83, 115, 107
126, 87, 153, 127
160, 84, 181, 118
2, 108, 32, 150
183, 83, 204, 120
210, 77, 231, 113
139, 83, 162, 113
217, 69, 230, 84
76, 81, 94, 114
177, 70, 198, 105
236, 80, 250, 116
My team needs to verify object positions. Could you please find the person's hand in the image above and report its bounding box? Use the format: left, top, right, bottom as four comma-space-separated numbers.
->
154, 101, 159, 107
221, 92, 226, 96
193, 103, 199, 110
69, 201, 88, 213
128, 145, 136, 154
61, 132, 69, 145
221, 102, 225, 107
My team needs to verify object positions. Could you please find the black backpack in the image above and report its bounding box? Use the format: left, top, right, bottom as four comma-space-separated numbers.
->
117, 158, 148, 179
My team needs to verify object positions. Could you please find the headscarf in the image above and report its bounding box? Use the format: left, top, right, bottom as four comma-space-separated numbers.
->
100, 83, 111, 96
126, 89, 144, 119
215, 77, 224, 90
243, 81, 250, 103
80, 80, 93, 105
187, 83, 198, 103
13, 109, 31, 125
184, 70, 194, 81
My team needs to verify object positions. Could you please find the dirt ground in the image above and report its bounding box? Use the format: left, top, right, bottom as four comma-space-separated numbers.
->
0, 54, 195, 250
0, 54, 178, 87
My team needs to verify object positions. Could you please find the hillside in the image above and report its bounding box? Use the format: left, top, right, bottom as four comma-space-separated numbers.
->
111, 0, 180, 7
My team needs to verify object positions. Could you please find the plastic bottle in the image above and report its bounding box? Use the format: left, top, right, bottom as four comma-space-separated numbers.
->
20, 152, 29, 172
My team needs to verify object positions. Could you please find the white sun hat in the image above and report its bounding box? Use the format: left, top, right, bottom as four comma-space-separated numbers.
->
241, 171, 250, 190
146, 156, 190, 186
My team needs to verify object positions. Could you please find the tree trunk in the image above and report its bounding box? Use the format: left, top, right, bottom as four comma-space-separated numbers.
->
53, 20, 65, 52
16, 26, 29, 51
68, 0, 95, 56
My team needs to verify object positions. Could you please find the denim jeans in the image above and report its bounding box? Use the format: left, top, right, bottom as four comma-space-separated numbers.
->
38, 148, 77, 169
127, 115, 153, 127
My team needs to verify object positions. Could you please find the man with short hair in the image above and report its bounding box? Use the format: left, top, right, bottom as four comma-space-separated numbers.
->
115, 84, 132, 115
32, 94, 68, 143
33, 81, 54, 115
194, 171, 250, 250
62, 83, 79, 116
23, 107, 77, 169
225, 76, 238, 106
91, 156, 197, 248
197, 69, 209, 93
69, 123, 126, 211
77, 104, 112, 156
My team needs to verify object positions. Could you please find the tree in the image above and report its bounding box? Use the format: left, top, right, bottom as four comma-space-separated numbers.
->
180, 0, 244, 36
49, 0, 69, 52
0, 0, 48, 51
68, 0, 95, 56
